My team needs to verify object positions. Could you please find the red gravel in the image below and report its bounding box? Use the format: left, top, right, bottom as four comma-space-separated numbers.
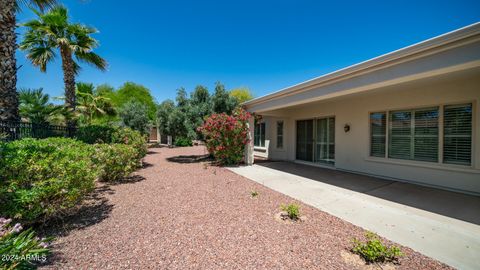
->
41, 146, 451, 269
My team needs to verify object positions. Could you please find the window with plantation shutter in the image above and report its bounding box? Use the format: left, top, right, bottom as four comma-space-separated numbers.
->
370, 112, 386, 157
414, 108, 439, 162
389, 111, 412, 160
389, 107, 438, 162
443, 104, 472, 165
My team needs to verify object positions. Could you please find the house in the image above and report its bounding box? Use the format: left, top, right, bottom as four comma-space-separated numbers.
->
243, 22, 480, 195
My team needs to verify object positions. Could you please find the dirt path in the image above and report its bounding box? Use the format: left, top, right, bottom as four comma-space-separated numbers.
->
41, 146, 450, 269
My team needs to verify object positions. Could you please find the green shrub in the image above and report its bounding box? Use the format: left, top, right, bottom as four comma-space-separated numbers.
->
281, 203, 300, 220
0, 217, 51, 269
93, 144, 138, 182
174, 137, 192, 147
76, 125, 115, 144
250, 190, 258, 197
0, 138, 97, 223
352, 231, 403, 263
198, 108, 251, 165
76, 125, 147, 163
112, 127, 147, 162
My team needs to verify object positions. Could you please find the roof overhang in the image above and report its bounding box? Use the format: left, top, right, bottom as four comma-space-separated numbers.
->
244, 22, 480, 113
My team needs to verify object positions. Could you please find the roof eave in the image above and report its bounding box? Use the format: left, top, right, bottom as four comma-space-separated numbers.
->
243, 22, 480, 108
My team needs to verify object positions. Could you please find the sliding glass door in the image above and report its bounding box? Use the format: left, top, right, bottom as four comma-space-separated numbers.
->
315, 118, 335, 164
296, 119, 314, 161
296, 117, 335, 165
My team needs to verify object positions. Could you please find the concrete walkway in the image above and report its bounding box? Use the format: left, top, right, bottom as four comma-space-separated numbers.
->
228, 163, 480, 270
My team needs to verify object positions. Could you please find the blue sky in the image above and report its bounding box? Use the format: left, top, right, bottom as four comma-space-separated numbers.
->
17, 0, 480, 103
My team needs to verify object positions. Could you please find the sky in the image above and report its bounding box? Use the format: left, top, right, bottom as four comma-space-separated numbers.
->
16, 0, 480, 104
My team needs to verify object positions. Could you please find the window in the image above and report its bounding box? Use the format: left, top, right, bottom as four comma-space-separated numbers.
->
444, 104, 472, 165
370, 112, 386, 157
254, 122, 265, 147
276, 121, 284, 149
388, 107, 438, 162
370, 103, 473, 167
414, 108, 439, 162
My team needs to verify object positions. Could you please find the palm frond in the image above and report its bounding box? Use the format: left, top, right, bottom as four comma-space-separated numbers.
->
75, 52, 107, 71
16, 0, 57, 12
18, 88, 62, 124
26, 46, 56, 72
76, 82, 95, 95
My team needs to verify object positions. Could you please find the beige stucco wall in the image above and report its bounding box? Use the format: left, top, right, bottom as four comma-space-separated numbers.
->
256, 72, 480, 194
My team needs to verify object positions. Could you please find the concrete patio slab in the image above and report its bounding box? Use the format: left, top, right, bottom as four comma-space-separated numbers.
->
228, 162, 480, 270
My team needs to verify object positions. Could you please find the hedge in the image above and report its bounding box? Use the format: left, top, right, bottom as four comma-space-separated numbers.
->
0, 138, 97, 223
93, 143, 138, 182
76, 125, 147, 164
0, 126, 148, 224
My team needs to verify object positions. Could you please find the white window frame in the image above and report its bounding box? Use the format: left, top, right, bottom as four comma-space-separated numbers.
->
388, 107, 439, 162
368, 102, 475, 168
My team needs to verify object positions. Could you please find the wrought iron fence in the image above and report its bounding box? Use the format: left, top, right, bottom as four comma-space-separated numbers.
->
0, 121, 76, 142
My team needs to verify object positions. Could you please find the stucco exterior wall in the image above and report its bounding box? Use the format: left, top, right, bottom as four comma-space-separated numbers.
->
256, 74, 480, 194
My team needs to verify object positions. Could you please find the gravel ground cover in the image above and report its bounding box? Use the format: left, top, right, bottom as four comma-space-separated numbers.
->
40, 146, 451, 269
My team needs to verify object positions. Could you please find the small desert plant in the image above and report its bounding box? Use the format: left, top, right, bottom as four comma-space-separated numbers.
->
281, 203, 300, 220
352, 231, 403, 263
0, 217, 51, 269
250, 190, 259, 197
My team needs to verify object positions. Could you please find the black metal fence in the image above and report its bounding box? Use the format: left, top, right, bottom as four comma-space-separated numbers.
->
0, 121, 76, 142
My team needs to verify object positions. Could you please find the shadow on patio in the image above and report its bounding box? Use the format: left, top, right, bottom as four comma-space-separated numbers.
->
256, 161, 480, 225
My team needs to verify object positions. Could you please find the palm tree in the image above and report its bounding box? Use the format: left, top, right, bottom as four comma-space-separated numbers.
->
76, 82, 115, 125
0, 0, 56, 122
18, 88, 61, 124
19, 6, 107, 128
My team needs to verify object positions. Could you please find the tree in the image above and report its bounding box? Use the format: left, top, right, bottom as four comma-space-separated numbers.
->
156, 83, 244, 142
18, 88, 61, 124
0, 0, 56, 121
76, 82, 116, 125
190, 85, 211, 138
191, 85, 210, 105
119, 100, 151, 135
230, 87, 253, 104
168, 107, 194, 140
173, 88, 196, 140
113, 82, 157, 120
95, 84, 116, 97
212, 82, 238, 114
20, 6, 107, 129
175, 87, 189, 108
157, 99, 175, 136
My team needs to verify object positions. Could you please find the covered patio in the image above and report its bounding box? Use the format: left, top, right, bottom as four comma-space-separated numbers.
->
228, 161, 480, 269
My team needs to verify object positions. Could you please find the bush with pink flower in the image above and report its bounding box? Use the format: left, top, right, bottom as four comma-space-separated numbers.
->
0, 217, 51, 269
198, 108, 251, 165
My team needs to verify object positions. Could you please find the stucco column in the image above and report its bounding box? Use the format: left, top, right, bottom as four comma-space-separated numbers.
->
244, 116, 255, 165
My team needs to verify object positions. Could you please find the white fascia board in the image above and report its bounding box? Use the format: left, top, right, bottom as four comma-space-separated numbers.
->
243, 22, 480, 109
